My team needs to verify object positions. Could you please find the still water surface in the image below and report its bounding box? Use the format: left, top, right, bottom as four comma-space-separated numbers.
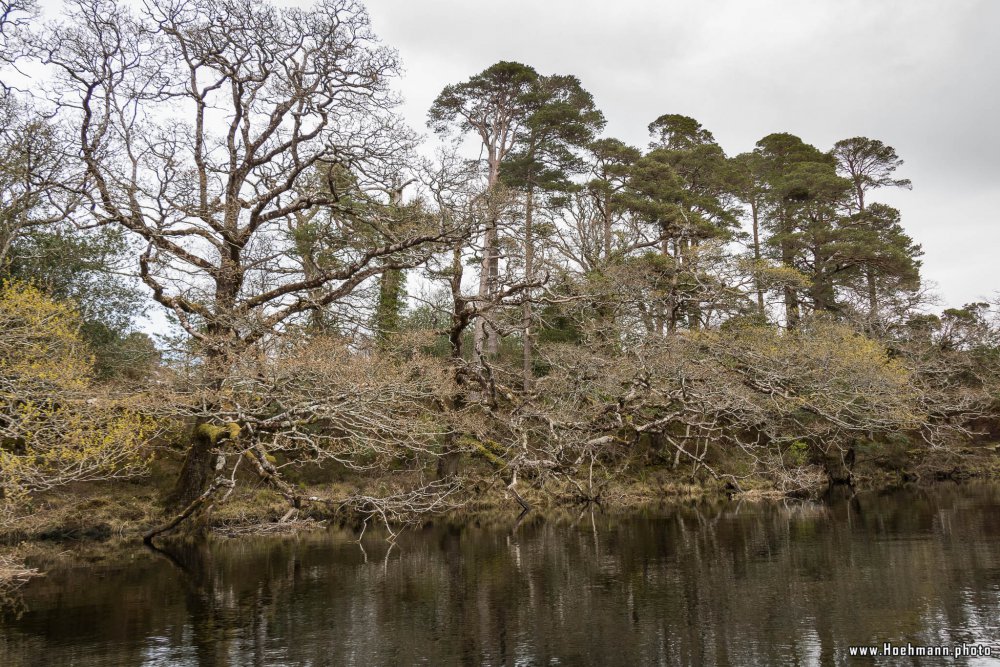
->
3, 484, 1000, 666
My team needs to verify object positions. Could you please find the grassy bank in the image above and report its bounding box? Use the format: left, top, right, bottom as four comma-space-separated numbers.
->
4, 439, 1000, 550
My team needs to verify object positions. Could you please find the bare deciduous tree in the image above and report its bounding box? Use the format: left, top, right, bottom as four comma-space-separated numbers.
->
42, 0, 452, 515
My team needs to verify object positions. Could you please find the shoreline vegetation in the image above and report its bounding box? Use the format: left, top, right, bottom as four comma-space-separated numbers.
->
4, 450, 1000, 547
1, 0, 998, 581
4, 467, 1000, 590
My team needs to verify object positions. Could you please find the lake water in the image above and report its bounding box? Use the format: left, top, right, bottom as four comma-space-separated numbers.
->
3, 484, 1000, 665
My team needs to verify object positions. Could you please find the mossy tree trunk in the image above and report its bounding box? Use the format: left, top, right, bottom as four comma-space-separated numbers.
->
169, 422, 240, 510
373, 181, 410, 345
375, 268, 404, 344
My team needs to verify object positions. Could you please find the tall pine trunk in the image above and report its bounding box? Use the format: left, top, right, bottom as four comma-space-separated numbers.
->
751, 201, 765, 315
522, 186, 534, 390
780, 209, 800, 328
474, 156, 502, 361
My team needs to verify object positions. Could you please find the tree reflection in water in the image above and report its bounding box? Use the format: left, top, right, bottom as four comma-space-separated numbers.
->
3, 483, 1000, 666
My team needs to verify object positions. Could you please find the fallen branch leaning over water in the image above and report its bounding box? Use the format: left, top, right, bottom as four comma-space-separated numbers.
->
0, 549, 41, 620
0, 551, 39, 585
341, 479, 465, 542
214, 516, 325, 538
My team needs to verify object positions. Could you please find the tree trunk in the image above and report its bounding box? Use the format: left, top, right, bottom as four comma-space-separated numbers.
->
170, 425, 216, 509
375, 182, 408, 344
522, 186, 534, 390
474, 157, 502, 361
375, 268, 404, 342
780, 211, 800, 329
603, 192, 613, 261
664, 236, 677, 334
824, 453, 854, 487
685, 237, 702, 329
867, 269, 878, 317
171, 264, 240, 513
436, 443, 462, 480
168, 422, 239, 510
751, 201, 765, 315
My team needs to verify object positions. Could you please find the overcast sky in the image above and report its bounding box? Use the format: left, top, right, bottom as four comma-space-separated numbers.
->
362, 0, 1000, 309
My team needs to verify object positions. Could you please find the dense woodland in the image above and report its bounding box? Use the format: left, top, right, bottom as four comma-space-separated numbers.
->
1, 0, 999, 545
